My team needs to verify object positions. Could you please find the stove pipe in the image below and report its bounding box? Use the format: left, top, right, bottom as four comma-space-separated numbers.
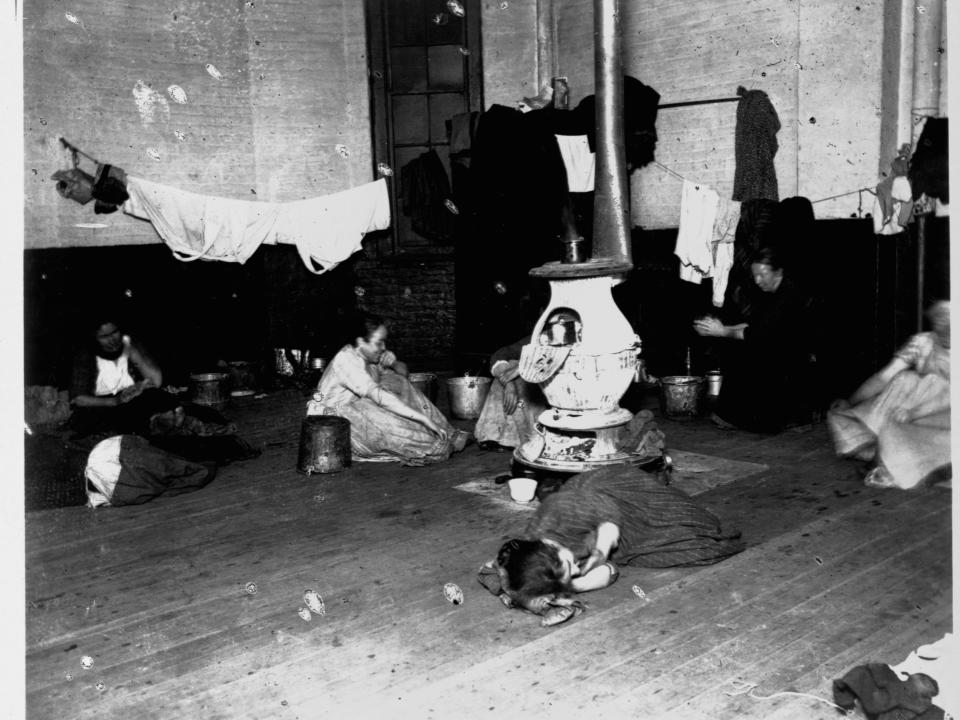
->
591, 0, 632, 267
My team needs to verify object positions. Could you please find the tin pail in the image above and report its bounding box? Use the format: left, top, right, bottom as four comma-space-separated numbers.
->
659, 375, 705, 419
446, 376, 492, 419
408, 372, 438, 403
190, 372, 229, 407
297, 415, 351, 474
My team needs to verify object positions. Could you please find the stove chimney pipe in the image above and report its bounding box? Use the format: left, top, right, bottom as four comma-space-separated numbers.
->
591, 0, 632, 266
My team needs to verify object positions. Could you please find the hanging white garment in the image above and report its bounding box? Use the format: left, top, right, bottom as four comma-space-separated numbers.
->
710, 198, 741, 307
872, 176, 914, 235
554, 135, 595, 192
123, 177, 391, 273
675, 180, 719, 284
271, 179, 391, 274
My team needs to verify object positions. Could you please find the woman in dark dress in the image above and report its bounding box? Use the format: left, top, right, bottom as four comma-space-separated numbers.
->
487, 465, 745, 622
693, 246, 813, 432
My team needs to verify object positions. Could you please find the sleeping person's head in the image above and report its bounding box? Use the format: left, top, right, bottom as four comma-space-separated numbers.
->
496, 538, 578, 613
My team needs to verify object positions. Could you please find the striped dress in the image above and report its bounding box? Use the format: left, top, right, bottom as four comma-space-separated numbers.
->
524, 465, 746, 568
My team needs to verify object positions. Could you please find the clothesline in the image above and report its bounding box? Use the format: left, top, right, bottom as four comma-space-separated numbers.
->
650, 161, 876, 205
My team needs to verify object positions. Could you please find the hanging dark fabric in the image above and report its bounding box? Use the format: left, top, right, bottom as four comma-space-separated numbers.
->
399, 149, 456, 243
732, 86, 780, 202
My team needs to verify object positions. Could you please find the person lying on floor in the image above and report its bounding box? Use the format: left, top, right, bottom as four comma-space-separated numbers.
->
474, 335, 547, 450
827, 300, 951, 489
692, 245, 814, 433
477, 464, 745, 625
306, 311, 470, 466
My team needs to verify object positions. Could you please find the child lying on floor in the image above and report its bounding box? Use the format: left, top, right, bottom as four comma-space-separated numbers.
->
478, 464, 746, 626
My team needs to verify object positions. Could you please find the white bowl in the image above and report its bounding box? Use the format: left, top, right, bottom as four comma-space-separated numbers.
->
507, 477, 538, 504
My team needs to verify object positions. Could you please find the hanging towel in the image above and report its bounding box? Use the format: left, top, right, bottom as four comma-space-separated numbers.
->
711, 198, 741, 306
733, 86, 780, 202
272, 178, 391, 274
554, 134, 595, 192
675, 180, 719, 284
873, 176, 914, 235
123, 177, 390, 273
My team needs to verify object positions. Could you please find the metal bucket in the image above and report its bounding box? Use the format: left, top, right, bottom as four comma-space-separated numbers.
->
659, 375, 704, 419
190, 372, 229, 407
297, 415, 351, 474
408, 372, 437, 403
446, 376, 492, 419
705, 370, 723, 399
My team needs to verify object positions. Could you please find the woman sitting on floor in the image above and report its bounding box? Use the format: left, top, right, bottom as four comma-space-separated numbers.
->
827, 300, 951, 489
692, 245, 814, 433
479, 464, 745, 623
306, 311, 469, 465
69, 316, 180, 437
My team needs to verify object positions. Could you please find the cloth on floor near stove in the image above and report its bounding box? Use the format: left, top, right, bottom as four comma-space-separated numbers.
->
832, 663, 944, 720
733, 86, 780, 202
123, 176, 390, 273
84, 434, 216, 508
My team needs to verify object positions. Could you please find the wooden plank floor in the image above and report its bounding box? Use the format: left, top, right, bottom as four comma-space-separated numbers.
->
25, 389, 952, 719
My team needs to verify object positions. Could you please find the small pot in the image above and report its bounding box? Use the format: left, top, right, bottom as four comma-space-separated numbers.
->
659, 375, 705, 419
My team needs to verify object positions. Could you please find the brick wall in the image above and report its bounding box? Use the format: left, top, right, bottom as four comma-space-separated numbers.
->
353, 256, 458, 371
24, 0, 372, 249
554, 0, 887, 228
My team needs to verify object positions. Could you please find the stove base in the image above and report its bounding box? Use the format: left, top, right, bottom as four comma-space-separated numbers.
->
513, 422, 635, 473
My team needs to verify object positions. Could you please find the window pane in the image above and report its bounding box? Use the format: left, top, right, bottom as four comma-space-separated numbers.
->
387, 0, 425, 45
427, 45, 464, 91
390, 47, 427, 93
429, 93, 466, 143
392, 95, 429, 145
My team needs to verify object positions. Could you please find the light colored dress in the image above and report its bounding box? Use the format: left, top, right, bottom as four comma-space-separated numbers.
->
306, 345, 461, 465
828, 332, 951, 488
474, 338, 547, 449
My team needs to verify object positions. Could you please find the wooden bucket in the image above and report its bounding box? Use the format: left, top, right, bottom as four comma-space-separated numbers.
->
297, 415, 351, 475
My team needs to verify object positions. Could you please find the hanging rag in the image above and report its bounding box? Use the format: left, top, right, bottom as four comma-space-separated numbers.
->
92, 163, 130, 214
873, 175, 915, 235
732, 86, 780, 202
122, 177, 390, 273
399, 149, 457, 243
675, 180, 720, 284
51, 168, 96, 205
711, 198, 741, 306
909, 117, 949, 203
554, 135, 595, 192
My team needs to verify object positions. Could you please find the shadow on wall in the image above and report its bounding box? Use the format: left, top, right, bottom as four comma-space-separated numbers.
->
23, 245, 358, 389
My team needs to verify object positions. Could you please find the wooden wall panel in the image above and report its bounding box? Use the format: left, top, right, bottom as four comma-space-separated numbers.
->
24, 0, 372, 249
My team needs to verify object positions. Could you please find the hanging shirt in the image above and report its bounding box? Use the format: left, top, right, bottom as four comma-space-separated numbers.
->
554, 134, 595, 192
675, 180, 719, 284
711, 198, 742, 306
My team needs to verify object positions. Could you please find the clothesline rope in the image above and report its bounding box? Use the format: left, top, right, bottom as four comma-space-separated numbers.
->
649, 161, 876, 205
